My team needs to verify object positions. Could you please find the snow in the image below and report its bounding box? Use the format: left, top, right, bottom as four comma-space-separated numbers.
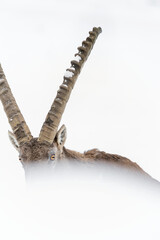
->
69, 66, 75, 70
61, 84, 69, 89
73, 55, 82, 62
64, 70, 74, 78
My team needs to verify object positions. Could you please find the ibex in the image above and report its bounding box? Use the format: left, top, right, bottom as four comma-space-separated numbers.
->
0, 27, 158, 182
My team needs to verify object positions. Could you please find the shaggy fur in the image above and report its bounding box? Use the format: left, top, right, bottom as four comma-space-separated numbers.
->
19, 138, 147, 175
19, 138, 53, 163
14, 137, 155, 181
63, 147, 146, 174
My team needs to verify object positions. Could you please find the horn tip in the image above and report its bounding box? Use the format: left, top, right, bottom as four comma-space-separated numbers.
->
93, 27, 102, 34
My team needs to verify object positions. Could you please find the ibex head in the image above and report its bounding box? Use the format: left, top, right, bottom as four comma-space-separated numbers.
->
8, 125, 67, 169
0, 27, 102, 171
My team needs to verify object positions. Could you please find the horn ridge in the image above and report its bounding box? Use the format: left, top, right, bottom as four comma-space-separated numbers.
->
0, 64, 33, 145
38, 27, 102, 144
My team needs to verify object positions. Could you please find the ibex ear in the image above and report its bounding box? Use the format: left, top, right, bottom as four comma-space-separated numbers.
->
56, 125, 67, 149
8, 130, 20, 152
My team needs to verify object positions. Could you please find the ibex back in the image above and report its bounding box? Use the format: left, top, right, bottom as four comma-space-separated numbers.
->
0, 27, 158, 182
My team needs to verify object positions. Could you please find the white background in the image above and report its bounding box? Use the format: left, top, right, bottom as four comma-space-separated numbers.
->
0, 0, 160, 239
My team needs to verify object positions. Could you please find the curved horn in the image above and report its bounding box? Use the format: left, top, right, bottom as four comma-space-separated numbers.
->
38, 27, 102, 144
0, 65, 33, 145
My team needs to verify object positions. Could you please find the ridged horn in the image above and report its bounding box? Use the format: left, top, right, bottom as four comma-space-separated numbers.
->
38, 27, 102, 144
0, 64, 33, 145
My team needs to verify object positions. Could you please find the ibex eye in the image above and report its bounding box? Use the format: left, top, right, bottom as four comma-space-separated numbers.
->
50, 154, 55, 161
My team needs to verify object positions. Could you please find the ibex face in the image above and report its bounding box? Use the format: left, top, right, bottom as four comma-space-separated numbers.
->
8, 125, 67, 168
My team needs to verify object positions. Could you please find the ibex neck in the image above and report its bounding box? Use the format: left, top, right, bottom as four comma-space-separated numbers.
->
63, 147, 85, 161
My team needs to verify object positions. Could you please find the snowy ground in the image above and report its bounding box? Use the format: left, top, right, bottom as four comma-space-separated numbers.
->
0, 0, 160, 239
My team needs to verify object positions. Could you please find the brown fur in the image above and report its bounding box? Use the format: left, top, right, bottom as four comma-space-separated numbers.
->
9, 134, 158, 182
19, 138, 53, 163
11, 133, 153, 181
63, 147, 147, 175
19, 138, 148, 175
